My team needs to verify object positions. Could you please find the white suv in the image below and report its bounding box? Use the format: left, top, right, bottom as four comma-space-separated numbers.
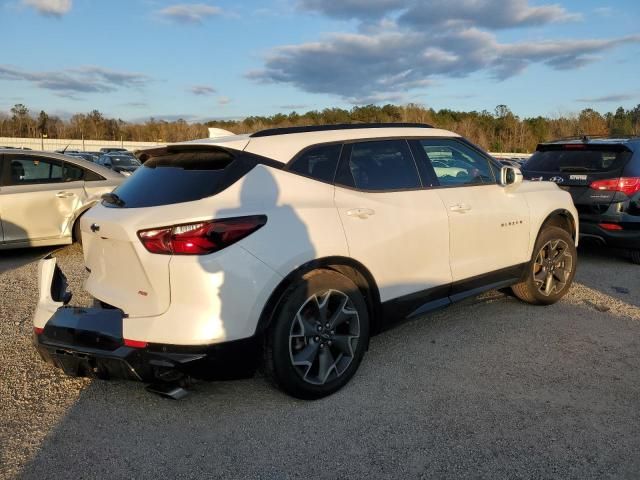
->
33, 124, 578, 399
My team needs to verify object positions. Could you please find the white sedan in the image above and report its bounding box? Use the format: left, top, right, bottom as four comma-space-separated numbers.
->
0, 149, 123, 249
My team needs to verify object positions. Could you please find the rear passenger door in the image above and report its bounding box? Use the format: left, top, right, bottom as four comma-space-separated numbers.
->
0, 154, 85, 243
333, 139, 452, 306
414, 139, 530, 283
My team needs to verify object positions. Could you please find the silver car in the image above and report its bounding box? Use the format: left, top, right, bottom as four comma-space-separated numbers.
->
0, 149, 123, 249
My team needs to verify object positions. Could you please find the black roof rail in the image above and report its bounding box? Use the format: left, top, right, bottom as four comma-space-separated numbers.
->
249, 123, 434, 138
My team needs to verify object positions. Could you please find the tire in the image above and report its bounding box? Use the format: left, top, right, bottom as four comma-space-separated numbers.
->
511, 226, 577, 305
263, 269, 370, 400
631, 250, 640, 265
72, 215, 83, 246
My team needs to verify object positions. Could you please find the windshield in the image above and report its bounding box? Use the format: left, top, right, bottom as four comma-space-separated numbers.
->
525, 147, 631, 173
107, 155, 140, 166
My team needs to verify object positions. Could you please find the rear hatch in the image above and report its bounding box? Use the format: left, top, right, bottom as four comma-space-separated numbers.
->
82, 146, 259, 318
522, 143, 633, 214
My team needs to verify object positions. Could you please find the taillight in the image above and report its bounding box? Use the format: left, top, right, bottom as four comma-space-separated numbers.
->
124, 338, 148, 348
599, 223, 623, 231
34, 327, 44, 335
590, 177, 640, 197
138, 215, 267, 255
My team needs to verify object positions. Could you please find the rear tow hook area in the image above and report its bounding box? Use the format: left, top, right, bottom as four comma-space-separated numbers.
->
145, 372, 195, 399
145, 383, 190, 400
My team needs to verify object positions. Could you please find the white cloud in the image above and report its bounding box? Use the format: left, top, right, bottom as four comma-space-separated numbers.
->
249, 1, 639, 103
0, 64, 150, 96
158, 3, 222, 24
23, 0, 72, 17
217, 96, 231, 105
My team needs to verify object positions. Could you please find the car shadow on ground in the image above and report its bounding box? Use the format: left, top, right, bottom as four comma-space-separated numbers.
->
0, 247, 57, 275
16, 285, 640, 479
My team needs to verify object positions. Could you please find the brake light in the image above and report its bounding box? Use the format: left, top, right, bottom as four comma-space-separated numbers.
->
563, 144, 586, 149
124, 339, 148, 348
599, 223, 623, 231
34, 327, 44, 335
590, 177, 640, 197
138, 215, 267, 255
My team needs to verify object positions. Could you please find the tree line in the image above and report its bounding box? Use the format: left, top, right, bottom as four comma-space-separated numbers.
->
2, 103, 639, 153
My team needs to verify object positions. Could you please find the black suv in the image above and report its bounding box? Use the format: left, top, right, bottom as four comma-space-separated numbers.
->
522, 137, 640, 264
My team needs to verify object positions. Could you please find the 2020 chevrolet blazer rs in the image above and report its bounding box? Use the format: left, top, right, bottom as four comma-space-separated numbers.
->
33, 124, 579, 399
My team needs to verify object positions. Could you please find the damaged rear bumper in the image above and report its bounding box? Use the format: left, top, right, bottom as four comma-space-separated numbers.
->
33, 256, 259, 383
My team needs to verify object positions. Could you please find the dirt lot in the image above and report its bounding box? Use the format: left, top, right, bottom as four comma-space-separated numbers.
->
1, 244, 639, 479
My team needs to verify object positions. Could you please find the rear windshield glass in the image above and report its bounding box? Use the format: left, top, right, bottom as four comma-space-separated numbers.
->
108, 150, 247, 208
525, 147, 632, 173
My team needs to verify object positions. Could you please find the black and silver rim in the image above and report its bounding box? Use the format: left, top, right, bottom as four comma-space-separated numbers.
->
289, 289, 360, 385
533, 239, 573, 296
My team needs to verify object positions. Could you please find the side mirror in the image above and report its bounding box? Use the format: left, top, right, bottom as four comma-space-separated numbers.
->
500, 166, 523, 187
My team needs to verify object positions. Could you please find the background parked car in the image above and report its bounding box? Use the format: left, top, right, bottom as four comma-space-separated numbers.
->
0, 149, 122, 249
522, 137, 640, 264
65, 152, 99, 163
97, 152, 141, 176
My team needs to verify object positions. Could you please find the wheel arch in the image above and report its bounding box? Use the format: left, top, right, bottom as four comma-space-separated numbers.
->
70, 201, 97, 241
255, 256, 382, 338
539, 208, 577, 240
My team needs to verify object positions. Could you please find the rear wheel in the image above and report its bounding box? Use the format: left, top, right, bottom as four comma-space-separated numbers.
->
631, 250, 640, 265
72, 215, 83, 245
263, 269, 369, 399
512, 226, 577, 305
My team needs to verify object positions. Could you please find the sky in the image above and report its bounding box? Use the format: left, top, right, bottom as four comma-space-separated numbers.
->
0, 0, 639, 122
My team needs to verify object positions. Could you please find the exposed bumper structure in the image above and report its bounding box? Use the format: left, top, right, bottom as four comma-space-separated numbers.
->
33, 257, 259, 383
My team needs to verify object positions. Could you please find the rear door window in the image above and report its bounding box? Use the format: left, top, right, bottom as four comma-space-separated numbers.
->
5, 156, 63, 185
335, 140, 421, 191
288, 144, 342, 183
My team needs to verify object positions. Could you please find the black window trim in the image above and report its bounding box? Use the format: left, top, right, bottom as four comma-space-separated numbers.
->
284, 135, 502, 193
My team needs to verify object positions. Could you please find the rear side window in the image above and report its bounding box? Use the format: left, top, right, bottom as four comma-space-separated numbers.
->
63, 162, 85, 181
108, 149, 268, 208
288, 144, 342, 183
525, 147, 632, 173
335, 140, 421, 191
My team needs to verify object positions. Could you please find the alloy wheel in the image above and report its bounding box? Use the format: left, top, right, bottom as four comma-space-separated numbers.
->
289, 289, 360, 385
533, 239, 573, 297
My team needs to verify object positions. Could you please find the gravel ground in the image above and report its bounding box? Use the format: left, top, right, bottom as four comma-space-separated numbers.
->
1, 243, 639, 479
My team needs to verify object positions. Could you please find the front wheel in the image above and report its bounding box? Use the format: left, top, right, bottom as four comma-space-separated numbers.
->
511, 226, 577, 305
263, 269, 370, 399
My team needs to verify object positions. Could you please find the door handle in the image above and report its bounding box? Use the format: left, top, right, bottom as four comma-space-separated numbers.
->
346, 208, 375, 219
449, 203, 472, 213
56, 191, 75, 198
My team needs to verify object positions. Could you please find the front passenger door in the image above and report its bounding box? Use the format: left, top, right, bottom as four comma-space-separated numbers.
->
415, 139, 530, 282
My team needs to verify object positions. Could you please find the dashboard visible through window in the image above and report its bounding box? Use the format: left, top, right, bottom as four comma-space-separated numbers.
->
420, 139, 495, 186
